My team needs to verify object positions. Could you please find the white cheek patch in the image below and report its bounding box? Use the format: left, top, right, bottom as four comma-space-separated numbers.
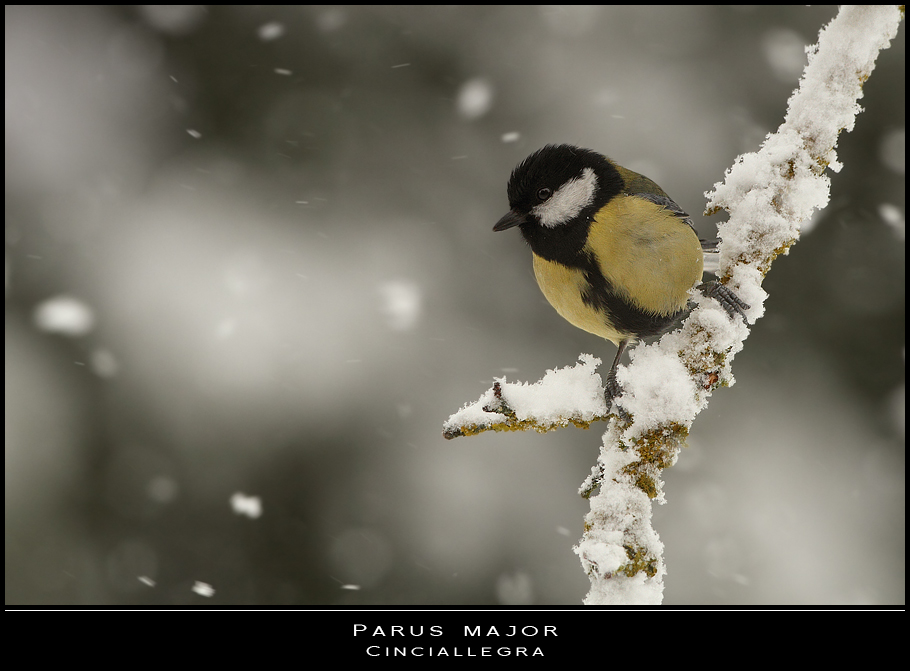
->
532, 167, 598, 228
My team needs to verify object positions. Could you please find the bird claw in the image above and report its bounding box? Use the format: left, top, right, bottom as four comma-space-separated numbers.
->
604, 369, 631, 422
699, 281, 750, 323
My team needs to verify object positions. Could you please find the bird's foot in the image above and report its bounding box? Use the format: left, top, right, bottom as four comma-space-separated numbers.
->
604, 369, 631, 423
698, 280, 750, 323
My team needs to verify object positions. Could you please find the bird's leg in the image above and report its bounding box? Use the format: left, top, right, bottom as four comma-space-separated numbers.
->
604, 339, 629, 412
602, 284, 748, 417
698, 280, 750, 323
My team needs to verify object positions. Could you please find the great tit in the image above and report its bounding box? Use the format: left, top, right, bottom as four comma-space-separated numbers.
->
493, 144, 748, 406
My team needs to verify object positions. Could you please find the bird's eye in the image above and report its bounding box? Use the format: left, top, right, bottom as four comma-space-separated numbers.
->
537, 187, 552, 201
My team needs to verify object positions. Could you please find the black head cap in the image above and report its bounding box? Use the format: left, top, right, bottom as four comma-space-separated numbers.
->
507, 144, 610, 211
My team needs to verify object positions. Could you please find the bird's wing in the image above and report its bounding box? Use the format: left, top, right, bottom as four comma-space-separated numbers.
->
629, 191, 698, 236
616, 165, 720, 273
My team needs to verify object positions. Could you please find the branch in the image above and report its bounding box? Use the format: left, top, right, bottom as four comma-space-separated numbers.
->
442, 354, 609, 440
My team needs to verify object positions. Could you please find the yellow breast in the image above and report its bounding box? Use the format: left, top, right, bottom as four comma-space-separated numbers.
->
532, 254, 629, 345
585, 195, 703, 316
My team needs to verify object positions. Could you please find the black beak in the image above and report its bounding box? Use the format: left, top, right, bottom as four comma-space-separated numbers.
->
493, 210, 526, 232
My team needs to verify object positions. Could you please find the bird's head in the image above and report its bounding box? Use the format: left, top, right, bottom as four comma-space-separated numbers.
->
493, 144, 622, 235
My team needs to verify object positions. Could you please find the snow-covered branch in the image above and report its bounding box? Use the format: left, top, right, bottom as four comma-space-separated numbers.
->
442, 354, 609, 440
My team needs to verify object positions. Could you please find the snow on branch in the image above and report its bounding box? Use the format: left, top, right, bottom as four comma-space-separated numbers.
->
442, 354, 609, 440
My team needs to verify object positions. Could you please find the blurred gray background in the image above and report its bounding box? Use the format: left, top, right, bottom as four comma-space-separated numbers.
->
5, 5, 904, 606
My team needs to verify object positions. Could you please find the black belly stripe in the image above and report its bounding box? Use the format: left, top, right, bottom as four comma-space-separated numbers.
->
580, 260, 685, 338
520, 217, 686, 339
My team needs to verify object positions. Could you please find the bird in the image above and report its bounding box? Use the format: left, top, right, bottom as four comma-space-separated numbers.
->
493, 144, 748, 409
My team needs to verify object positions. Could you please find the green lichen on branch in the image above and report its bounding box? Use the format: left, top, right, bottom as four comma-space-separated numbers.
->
621, 422, 689, 499
581, 421, 689, 501
443, 415, 601, 440
617, 545, 659, 579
